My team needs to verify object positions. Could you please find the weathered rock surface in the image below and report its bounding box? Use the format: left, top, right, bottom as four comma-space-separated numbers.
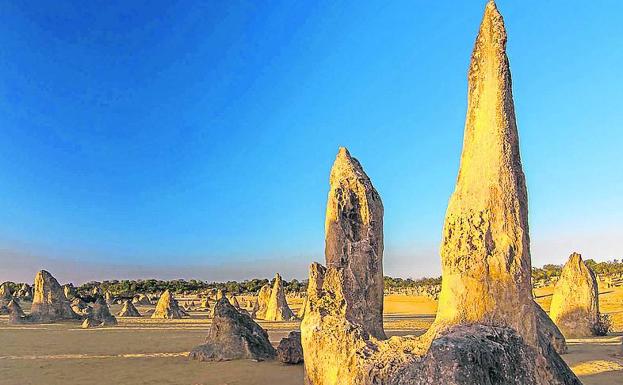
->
63, 284, 76, 300
71, 297, 90, 316
534, 300, 567, 354
89, 296, 118, 326
264, 273, 295, 321
29, 270, 79, 322
432, 0, 538, 347
297, 297, 307, 319
188, 297, 276, 361
6, 299, 26, 323
0, 282, 13, 306
549, 252, 600, 337
132, 294, 151, 305
254, 284, 272, 319
276, 331, 303, 364
117, 299, 142, 317
325, 147, 385, 339
151, 290, 184, 319
301, 3, 580, 385
16, 283, 32, 300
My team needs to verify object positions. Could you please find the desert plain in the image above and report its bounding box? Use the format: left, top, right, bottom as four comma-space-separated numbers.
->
1, 286, 621, 385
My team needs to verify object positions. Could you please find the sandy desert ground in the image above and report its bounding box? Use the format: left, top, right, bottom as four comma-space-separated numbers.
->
1, 288, 622, 385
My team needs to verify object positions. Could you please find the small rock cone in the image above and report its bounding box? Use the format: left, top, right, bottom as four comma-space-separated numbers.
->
117, 299, 142, 317
189, 297, 276, 361
550, 252, 600, 337
264, 273, 295, 321
89, 296, 118, 326
151, 290, 184, 319
81, 317, 101, 329
132, 294, 151, 305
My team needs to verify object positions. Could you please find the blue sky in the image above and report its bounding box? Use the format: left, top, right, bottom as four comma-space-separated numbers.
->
1, 1, 621, 284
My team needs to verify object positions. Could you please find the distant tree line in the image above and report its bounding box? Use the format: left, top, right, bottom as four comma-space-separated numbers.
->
4, 259, 622, 296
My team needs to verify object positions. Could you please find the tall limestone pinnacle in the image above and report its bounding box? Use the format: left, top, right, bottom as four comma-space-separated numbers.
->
433, 0, 538, 346
324, 147, 385, 339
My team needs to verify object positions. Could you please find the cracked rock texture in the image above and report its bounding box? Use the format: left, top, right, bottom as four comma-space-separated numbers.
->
324, 147, 385, 339
301, 3, 580, 385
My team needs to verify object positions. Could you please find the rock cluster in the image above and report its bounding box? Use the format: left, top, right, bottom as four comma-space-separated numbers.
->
71, 297, 90, 316
301, 3, 580, 385
118, 300, 142, 317
549, 252, 600, 337
16, 283, 33, 300
264, 273, 295, 321
324, 147, 385, 339
151, 290, 185, 319
28, 270, 80, 323
189, 297, 276, 361
276, 331, 303, 364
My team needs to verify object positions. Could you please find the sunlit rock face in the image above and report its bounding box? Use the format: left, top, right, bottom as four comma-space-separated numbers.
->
29, 270, 79, 322
254, 284, 272, 319
301, 2, 581, 385
151, 289, 184, 319
264, 273, 295, 321
324, 147, 385, 339
549, 252, 600, 337
433, 0, 538, 347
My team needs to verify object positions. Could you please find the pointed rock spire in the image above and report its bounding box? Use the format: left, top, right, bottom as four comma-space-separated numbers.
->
118, 299, 142, 317
324, 147, 385, 339
151, 289, 184, 319
433, 0, 538, 347
549, 252, 600, 337
264, 273, 295, 321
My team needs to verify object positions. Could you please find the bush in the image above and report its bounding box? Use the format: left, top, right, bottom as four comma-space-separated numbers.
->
592, 313, 612, 336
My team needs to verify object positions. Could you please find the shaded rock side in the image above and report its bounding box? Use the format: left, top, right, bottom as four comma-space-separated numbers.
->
264, 273, 295, 321
71, 297, 90, 316
549, 252, 600, 337
0, 282, 13, 306
7, 299, 26, 324
325, 147, 385, 339
276, 331, 303, 364
90, 296, 118, 326
254, 284, 272, 319
29, 270, 80, 322
534, 300, 567, 354
132, 294, 151, 305
230, 295, 241, 309
117, 299, 142, 317
433, 0, 537, 347
188, 297, 276, 361
151, 290, 185, 319
81, 317, 101, 329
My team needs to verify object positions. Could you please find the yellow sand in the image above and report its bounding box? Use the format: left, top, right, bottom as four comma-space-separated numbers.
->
0, 291, 621, 385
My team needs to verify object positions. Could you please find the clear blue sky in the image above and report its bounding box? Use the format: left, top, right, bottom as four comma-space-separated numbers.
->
1, 1, 621, 284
